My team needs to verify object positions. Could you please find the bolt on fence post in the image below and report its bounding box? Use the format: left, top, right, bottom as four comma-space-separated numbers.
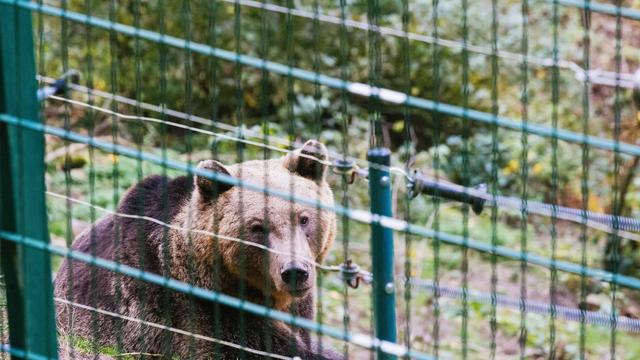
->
0, 1, 59, 358
368, 148, 398, 360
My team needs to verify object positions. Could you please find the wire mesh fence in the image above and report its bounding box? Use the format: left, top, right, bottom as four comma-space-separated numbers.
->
1, 0, 640, 359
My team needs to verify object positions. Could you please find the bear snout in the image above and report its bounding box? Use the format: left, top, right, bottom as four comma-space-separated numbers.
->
280, 261, 312, 295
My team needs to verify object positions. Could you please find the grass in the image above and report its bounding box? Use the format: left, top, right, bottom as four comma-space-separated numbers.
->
62, 335, 128, 359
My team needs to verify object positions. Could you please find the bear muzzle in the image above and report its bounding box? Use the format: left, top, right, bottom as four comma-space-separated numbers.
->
280, 261, 312, 296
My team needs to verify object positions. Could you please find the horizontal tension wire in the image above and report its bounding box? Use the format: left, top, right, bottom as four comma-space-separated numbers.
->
407, 278, 640, 333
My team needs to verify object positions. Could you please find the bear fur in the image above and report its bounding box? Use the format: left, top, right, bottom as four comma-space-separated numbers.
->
54, 140, 341, 359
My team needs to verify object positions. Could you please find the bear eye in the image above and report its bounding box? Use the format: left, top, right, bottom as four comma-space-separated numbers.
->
299, 215, 310, 227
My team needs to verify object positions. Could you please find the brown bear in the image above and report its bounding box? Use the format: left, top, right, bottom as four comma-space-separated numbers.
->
54, 140, 341, 359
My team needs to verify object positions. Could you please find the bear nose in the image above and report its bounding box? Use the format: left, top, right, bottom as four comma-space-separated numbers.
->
280, 262, 309, 286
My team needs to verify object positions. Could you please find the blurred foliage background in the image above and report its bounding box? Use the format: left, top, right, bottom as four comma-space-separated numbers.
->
29, 0, 640, 358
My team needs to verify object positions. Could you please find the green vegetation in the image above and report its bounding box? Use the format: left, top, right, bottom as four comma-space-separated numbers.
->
62, 335, 133, 359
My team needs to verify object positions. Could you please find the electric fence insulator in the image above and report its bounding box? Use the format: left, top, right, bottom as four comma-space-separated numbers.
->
37, 70, 80, 101
409, 171, 487, 215
331, 158, 358, 184
339, 259, 362, 289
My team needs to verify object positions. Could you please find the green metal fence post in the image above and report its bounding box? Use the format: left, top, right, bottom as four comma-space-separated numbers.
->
0, 1, 59, 359
368, 148, 398, 360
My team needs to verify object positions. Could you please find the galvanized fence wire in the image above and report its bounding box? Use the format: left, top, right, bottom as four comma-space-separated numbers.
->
488, 0, 500, 355
549, 1, 561, 354
609, 2, 625, 358
578, 0, 592, 353
459, 0, 472, 355
429, 1, 443, 354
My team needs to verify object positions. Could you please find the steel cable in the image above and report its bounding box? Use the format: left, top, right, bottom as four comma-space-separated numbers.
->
409, 173, 640, 237
407, 278, 640, 333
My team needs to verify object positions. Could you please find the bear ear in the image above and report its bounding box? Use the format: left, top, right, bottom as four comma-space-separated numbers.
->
195, 160, 233, 201
283, 140, 329, 182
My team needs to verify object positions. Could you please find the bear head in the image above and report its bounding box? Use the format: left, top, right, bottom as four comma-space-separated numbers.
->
169, 140, 336, 311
